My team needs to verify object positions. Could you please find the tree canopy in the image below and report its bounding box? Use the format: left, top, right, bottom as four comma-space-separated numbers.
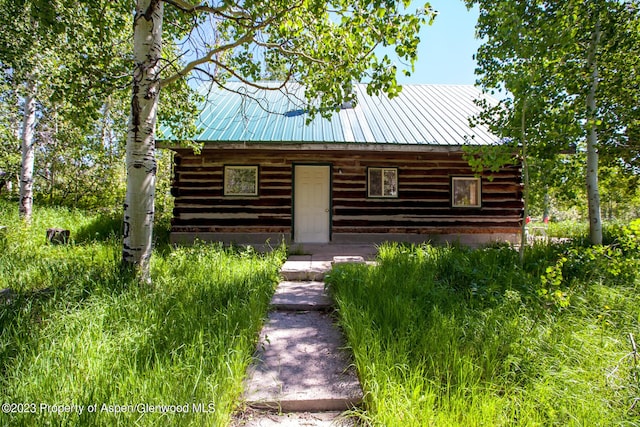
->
122, 0, 435, 281
0, 1, 135, 217
465, 0, 640, 244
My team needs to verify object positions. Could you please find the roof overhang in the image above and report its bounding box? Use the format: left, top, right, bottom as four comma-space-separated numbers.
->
159, 142, 471, 153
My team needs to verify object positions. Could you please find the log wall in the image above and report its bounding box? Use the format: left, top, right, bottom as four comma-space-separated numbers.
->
169, 147, 523, 242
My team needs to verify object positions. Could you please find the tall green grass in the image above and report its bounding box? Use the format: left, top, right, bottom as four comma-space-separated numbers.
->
327, 234, 640, 426
0, 201, 285, 426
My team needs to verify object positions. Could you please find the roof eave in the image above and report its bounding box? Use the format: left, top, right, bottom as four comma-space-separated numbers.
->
158, 141, 488, 153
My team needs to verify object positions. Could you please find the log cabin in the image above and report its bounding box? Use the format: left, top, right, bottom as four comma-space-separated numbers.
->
161, 82, 523, 246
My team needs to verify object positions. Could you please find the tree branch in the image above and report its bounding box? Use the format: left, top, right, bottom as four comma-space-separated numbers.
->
160, 31, 255, 87
190, 66, 307, 117
253, 40, 328, 65
194, 60, 295, 93
160, 0, 311, 88
163, 0, 249, 18
160, 2, 300, 88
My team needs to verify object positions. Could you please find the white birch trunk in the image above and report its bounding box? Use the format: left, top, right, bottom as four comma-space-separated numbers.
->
19, 79, 37, 222
122, 0, 164, 281
6, 87, 21, 195
519, 101, 528, 263
586, 15, 603, 245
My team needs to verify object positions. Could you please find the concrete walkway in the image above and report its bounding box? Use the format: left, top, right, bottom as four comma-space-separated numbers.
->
233, 245, 376, 426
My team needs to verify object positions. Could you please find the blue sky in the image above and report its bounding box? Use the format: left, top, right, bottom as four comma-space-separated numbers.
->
398, 1, 481, 85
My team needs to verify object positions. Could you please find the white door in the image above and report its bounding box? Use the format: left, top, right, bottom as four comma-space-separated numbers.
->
294, 165, 330, 243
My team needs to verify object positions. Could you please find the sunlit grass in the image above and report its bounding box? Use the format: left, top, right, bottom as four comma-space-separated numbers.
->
0, 201, 285, 426
327, 239, 640, 426
3, 200, 638, 425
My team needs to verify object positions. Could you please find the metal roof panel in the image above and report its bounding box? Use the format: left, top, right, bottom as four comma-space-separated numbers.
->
159, 82, 500, 146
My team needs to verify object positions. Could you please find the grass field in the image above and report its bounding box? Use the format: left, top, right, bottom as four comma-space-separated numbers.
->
0, 202, 285, 426
2, 201, 638, 426
326, 224, 640, 426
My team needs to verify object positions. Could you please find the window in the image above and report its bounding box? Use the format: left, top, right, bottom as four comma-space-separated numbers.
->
368, 167, 398, 198
451, 177, 481, 207
224, 166, 258, 196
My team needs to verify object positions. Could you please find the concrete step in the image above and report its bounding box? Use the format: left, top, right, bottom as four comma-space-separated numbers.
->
271, 281, 332, 311
280, 256, 367, 282
280, 259, 333, 281
231, 409, 356, 426
331, 256, 366, 265
243, 311, 362, 413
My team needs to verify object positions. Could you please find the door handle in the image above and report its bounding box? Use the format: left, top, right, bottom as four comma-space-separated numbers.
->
325, 209, 329, 212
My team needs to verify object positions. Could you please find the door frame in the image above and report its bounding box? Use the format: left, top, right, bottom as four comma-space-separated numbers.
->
291, 163, 333, 243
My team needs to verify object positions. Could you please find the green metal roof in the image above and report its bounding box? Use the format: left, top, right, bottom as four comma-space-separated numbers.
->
159, 82, 500, 146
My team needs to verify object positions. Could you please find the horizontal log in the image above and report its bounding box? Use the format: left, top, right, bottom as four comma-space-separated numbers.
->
174, 181, 223, 189
171, 225, 290, 234
261, 175, 293, 182
177, 212, 291, 220
175, 173, 223, 181
332, 226, 521, 234
173, 218, 292, 227
174, 194, 291, 204
174, 196, 291, 206
332, 183, 367, 190
174, 204, 291, 213
174, 188, 291, 197
332, 221, 523, 229
334, 206, 522, 216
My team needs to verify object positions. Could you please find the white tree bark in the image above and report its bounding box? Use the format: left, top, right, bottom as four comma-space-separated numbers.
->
519, 101, 528, 263
19, 79, 37, 222
122, 0, 164, 281
6, 85, 21, 195
586, 15, 603, 245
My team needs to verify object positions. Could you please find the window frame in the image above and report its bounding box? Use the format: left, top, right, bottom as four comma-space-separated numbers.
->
451, 176, 482, 208
367, 167, 399, 198
223, 165, 259, 197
